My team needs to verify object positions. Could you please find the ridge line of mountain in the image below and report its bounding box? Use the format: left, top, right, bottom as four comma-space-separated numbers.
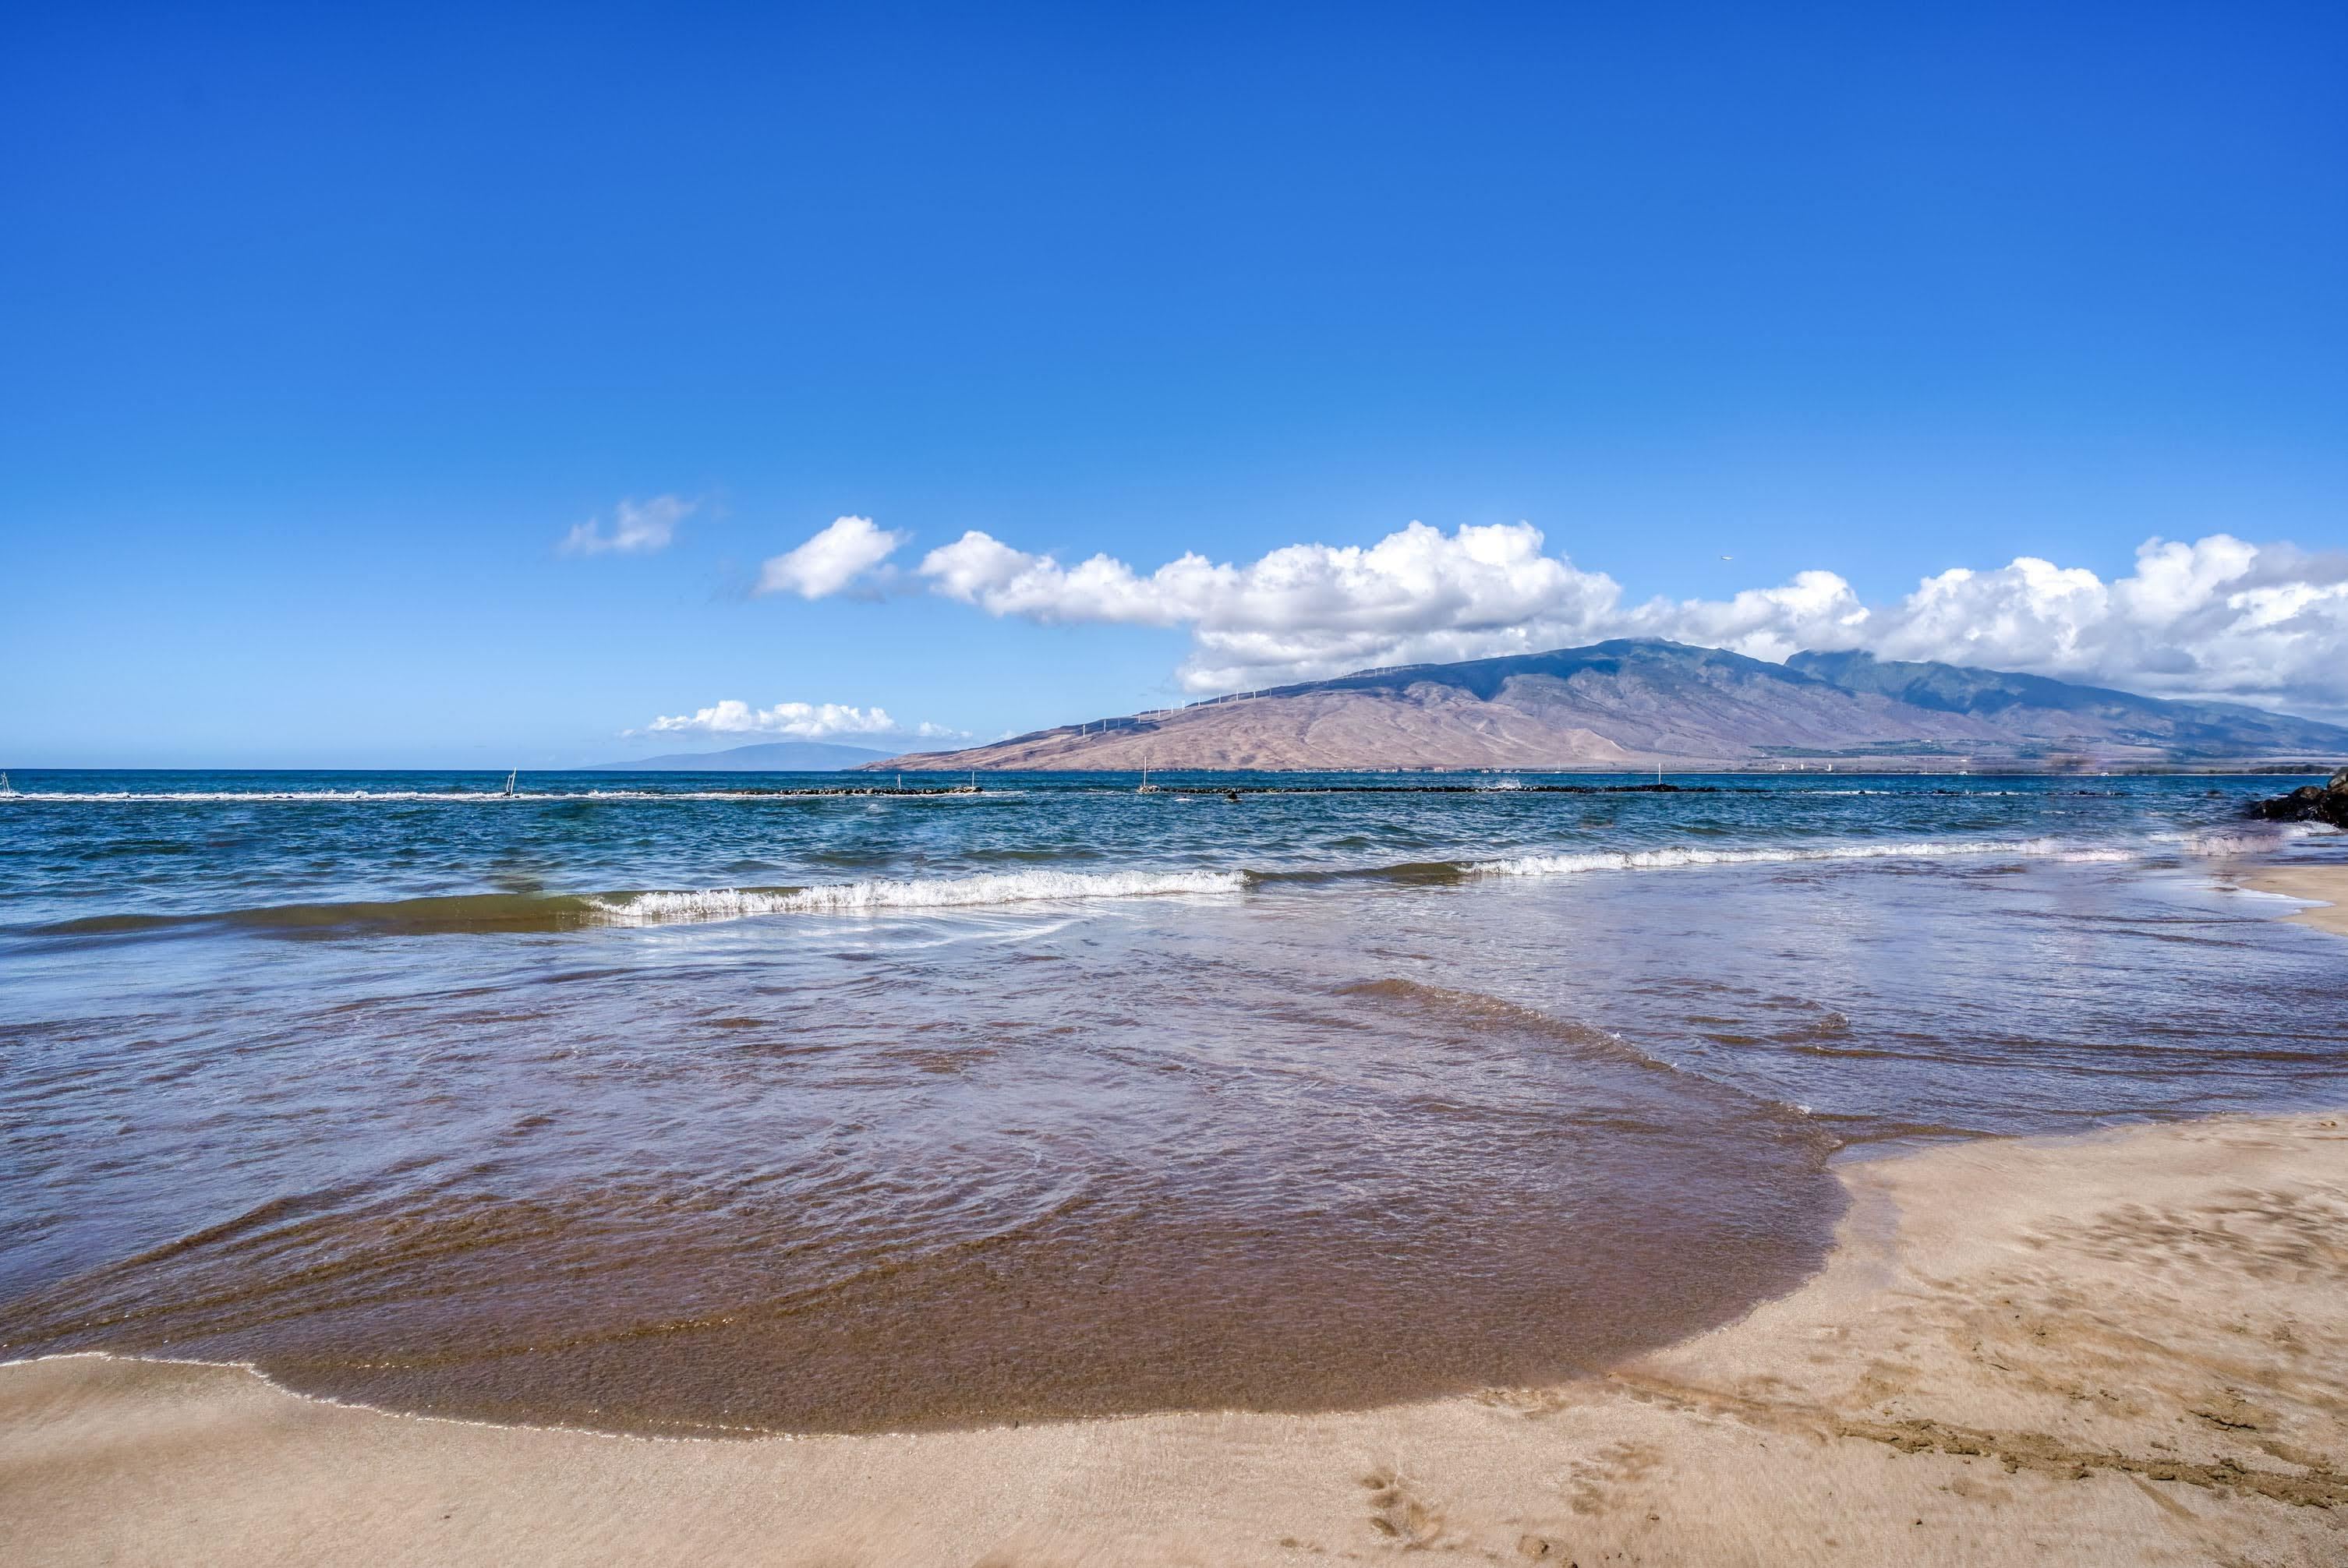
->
868, 638, 2348, 772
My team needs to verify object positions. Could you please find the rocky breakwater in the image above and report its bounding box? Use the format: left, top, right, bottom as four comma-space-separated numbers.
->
2250, 767, 2348, 828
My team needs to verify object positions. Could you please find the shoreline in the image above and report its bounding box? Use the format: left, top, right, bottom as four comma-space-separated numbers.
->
2236, 863, 2348, 937
7, 1111, 2346, 1565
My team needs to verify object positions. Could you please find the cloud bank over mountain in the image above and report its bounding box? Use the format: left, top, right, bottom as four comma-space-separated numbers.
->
637, 700, 959, 741
759, 515, 2348, 716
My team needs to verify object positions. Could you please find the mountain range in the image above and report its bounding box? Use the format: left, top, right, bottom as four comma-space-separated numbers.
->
875, 640, 2348, 771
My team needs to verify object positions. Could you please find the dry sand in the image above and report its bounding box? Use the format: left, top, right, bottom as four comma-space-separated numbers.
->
2237, 863, 2348, 938
5, 1111, 2347, 1566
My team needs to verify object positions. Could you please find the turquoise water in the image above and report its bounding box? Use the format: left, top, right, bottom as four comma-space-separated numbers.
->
2, 769, 2343, 1432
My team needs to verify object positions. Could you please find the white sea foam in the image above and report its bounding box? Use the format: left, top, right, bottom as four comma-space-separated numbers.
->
2176, 822, 2332, 857
584, 868, 1249, 925
1469, 837, 2131, 878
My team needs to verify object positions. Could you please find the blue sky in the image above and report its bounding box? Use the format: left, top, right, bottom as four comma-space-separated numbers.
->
4, 2, 2345, 765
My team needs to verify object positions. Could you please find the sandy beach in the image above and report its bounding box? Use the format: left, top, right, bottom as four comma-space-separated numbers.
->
2237, 863, 2348, 937
5, 1107, 2344, 1566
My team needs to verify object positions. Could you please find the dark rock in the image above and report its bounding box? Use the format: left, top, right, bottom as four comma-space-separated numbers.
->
2247, 768, 2348, 827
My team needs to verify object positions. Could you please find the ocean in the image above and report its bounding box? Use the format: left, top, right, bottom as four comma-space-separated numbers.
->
2, 768, 2343, 1435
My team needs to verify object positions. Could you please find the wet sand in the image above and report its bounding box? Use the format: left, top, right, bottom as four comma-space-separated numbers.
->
5, 1111, 2345, 1566
2238, 863, 2348, 937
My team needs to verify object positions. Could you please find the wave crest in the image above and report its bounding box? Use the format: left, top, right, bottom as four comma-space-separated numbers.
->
1469, 837, 2131, 878
585, 868, 1249, 925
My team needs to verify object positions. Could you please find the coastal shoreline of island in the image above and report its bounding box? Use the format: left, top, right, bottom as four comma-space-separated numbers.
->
7, 1106, 2343, 1566
2237, 864, 2348, 936
5, 864, 2343, 1566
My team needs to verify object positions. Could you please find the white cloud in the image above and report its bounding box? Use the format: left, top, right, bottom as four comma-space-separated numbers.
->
560, 495, 694, 556
921, 521, 1628, 689
756, 515, 907, 599
914, 521, 2348, 715
1621, 536, 2348, 715
639, 700, 962, 740
1629, 570, 1871, 666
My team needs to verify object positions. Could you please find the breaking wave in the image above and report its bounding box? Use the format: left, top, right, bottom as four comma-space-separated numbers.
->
26, 837, 2181, 943
28, 870, 1247, 939
582, 869, 1250, 924
1469, 837, 2140, 878
2176, 822, 2333, 857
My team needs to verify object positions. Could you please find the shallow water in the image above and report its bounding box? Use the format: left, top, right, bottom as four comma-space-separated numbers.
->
2, 770, 2343, 1432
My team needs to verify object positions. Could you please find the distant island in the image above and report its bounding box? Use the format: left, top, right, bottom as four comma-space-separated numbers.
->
870, 639, 2348, 772
592, 740, 893, 772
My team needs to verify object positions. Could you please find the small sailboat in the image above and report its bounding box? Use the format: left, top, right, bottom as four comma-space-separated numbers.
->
501, 770, 518, 797
949, 771, 981, 795
1136, 755, 1161, 794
